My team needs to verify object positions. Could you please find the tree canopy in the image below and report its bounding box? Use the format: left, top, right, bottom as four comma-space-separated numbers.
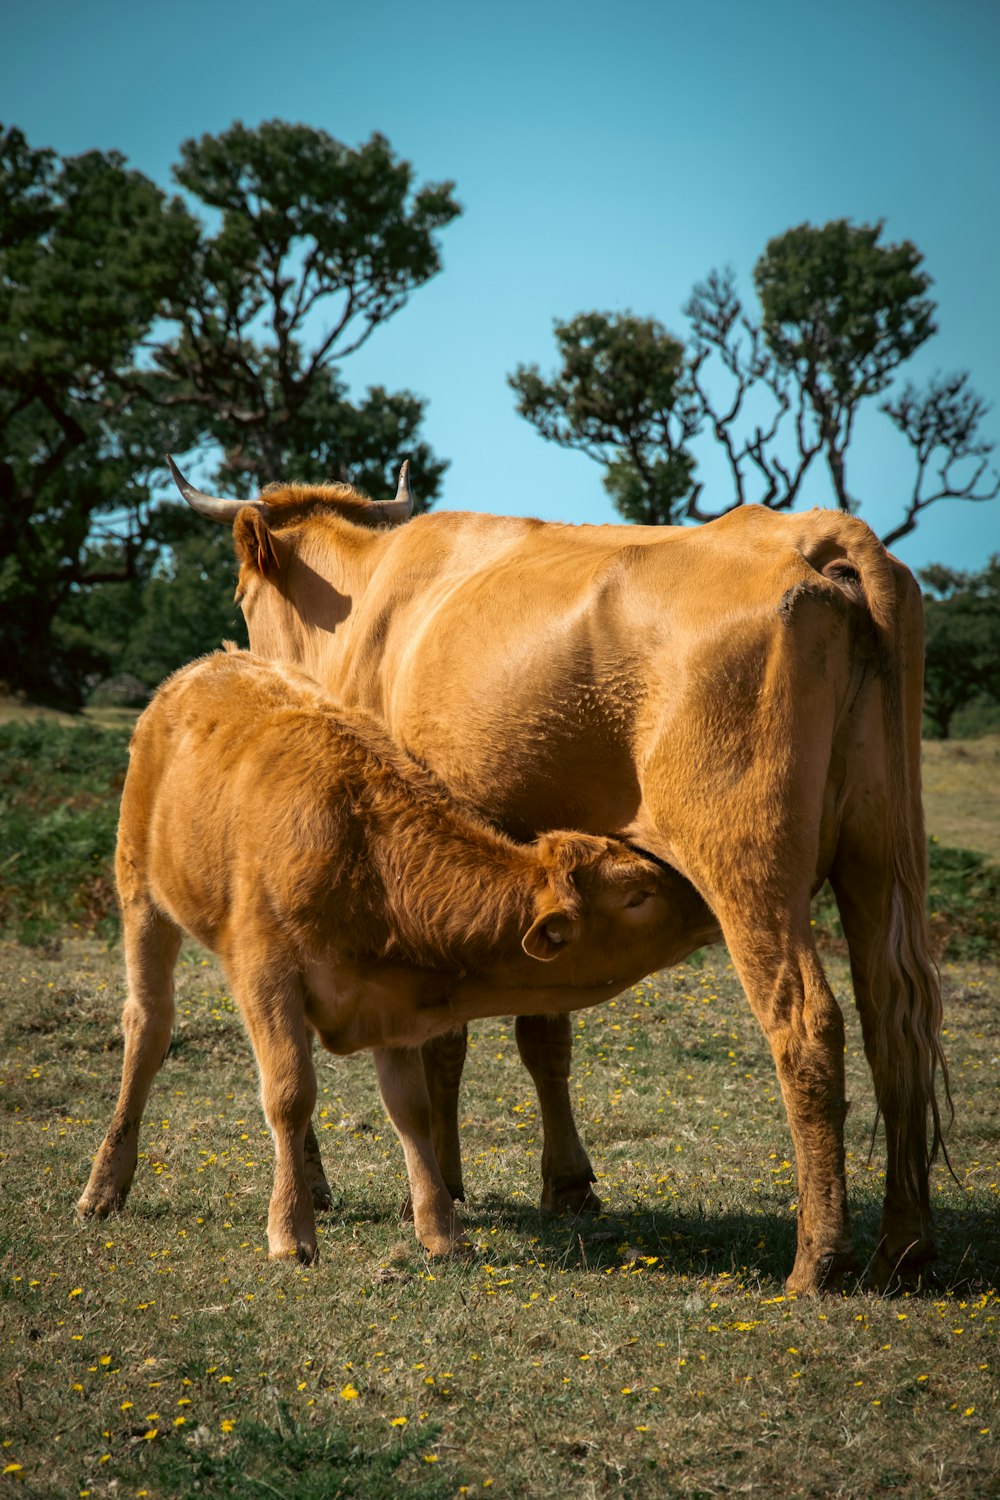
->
508, 312, 698, 525
148, 121, 458, 492
510, 220, 998, 541
0, 128, 197, 701
0, 121, 460, 705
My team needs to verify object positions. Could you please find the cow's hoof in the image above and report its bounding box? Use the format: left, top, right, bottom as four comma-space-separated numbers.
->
541, 1180, 602, 1216
77, 1189, 124, 1220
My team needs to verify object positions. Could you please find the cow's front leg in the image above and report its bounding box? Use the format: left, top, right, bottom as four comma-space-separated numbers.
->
516, 1013, 601, 1214
726, 929, 857, 1294
375, 1046, 468, 1257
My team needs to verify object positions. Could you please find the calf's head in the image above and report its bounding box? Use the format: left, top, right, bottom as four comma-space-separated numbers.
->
520, 833, 680, 985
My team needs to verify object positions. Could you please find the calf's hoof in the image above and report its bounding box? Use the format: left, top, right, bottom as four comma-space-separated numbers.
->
268, 1239, 319, 1266
416, 1226, 472, 1258
784, 1246, 859, 1297
77, 1186, 127, 1220
541, 1178, 602, 1216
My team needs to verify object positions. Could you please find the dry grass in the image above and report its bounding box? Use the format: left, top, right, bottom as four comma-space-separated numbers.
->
1, 941, 997, 1499
922, 735, 1000, 863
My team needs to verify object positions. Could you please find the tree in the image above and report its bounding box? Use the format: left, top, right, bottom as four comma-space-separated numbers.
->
509, 220, 998, 539
144, 120, 458, 498
0, 122, 460, 705
63, 508, 249, 702
508, 312, 698, 525
920, 558, 1000, 739
0, 127, 198, 703
753, 220, 935, 521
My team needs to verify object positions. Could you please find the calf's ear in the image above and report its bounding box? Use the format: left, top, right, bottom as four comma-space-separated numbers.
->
233, 507, 282, 578
522, 910, 574, 962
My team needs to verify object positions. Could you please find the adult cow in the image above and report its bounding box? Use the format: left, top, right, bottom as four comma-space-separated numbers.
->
170, 456, 949, 1294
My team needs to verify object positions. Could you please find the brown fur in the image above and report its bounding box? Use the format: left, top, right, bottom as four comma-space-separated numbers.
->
204, 481, 950, 1294
79, 651, 710, 1261
256, 479, 389, 531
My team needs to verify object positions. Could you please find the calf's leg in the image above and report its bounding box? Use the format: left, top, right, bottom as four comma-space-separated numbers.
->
303, 1119, 333, 1211
234, 965, 318, 1264
78, 899, 181, 1218
403, 1029, 468, 1220
375, 1046, 468, 1257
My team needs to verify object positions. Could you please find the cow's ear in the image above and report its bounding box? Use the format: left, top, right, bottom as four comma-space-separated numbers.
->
233, 506, 281, 578
522, 910, 573, 962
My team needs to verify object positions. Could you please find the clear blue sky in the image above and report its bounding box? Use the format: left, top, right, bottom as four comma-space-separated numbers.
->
4, 0, 998, 570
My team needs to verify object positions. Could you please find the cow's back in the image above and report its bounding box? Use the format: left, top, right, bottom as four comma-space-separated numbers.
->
321, 505, 877, 846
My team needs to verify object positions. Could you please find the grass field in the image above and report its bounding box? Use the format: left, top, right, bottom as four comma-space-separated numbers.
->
1, 715, 998, 1496
921, 735, 1000, 863
1, 941, 997, 1499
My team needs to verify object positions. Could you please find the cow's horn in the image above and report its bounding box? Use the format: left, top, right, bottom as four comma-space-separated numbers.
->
166, 455, 258, 524
378, 460, 413, 522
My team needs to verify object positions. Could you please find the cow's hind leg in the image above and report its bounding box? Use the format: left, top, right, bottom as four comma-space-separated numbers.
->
78, 899, 181, 1218
375, 1046, 469, 1257
516, 1013, 600, 1213
831, 855, 945, 1290
827, 547, 946, 1288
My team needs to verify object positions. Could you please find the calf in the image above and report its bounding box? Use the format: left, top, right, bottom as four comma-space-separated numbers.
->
79, 651, 711, 1260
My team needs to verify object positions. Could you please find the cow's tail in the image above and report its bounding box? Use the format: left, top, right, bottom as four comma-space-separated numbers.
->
874, 557, 952, 1201
826, 517, 953, 1204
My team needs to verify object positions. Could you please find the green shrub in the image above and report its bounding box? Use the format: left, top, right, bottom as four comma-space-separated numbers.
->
812, 838, 1000, 961
0, 720, 129, 944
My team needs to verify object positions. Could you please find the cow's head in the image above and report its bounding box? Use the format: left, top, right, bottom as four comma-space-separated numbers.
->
167, 455, 413, 665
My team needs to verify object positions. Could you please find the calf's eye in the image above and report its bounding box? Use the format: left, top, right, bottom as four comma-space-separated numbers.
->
625, 889, 654, 909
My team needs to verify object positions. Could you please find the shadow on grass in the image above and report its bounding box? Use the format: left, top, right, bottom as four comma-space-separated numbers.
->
411, 1195, 1000, 1297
